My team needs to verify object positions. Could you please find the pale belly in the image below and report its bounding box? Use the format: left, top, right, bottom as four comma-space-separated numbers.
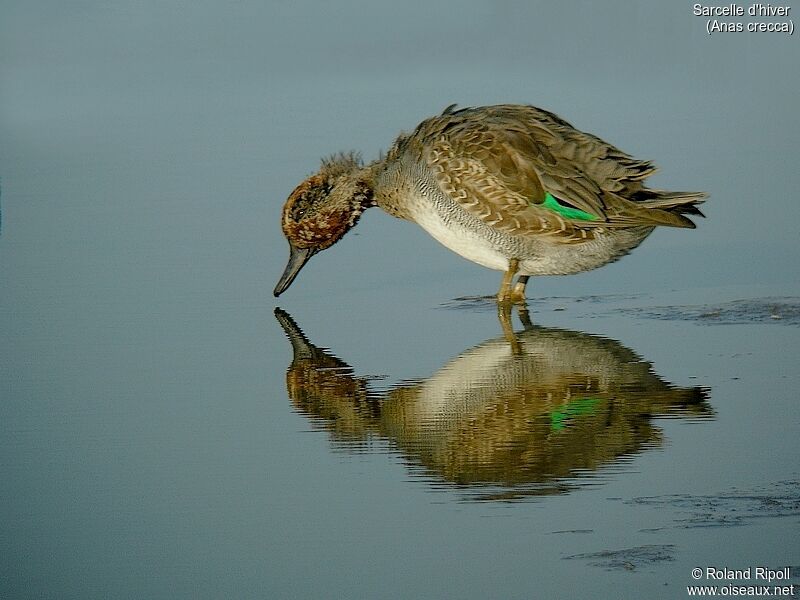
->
379, 164, 655, 276
409, 198, 654, 276
412, 203, 510, 271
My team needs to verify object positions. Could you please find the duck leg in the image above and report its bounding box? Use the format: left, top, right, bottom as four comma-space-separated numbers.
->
510, 275, 529, 304
517, 302, 534, 330
497, 301, 522, 355
497, 258, 520, 303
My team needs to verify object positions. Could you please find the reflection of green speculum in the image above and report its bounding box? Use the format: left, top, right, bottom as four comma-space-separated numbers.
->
276, 306, 714, 500
541, 193, 598, 221
550, 397, 601, 431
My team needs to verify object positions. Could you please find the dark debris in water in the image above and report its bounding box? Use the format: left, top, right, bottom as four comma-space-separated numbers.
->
440, 292, 646, 312
565, 482, 798, 572
440, 295, 556, 311
620, 297, 800, 326
440, 295, 502, 311
626, 480, 800, 528
564, 544, 675, 571
441, 294, 800, 325
570, 293, 647, 304
549, 529, 594, 535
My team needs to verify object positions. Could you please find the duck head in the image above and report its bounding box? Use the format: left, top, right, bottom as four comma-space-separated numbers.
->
274, 154, 374, 297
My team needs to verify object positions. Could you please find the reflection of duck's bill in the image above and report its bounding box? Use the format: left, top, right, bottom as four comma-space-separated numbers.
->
273, 305, 717, 499
274, 307, 318, 360
274, 245, 317, 297
274, 307, 299, 334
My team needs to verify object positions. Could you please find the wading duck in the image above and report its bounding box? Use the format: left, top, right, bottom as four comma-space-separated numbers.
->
274, 104, 706, 302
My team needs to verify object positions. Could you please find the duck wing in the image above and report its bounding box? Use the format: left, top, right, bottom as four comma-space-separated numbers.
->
417, 105, 703, 241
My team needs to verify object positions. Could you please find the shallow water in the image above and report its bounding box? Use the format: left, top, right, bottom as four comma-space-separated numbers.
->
275, 304, 715, 501
2, 2, 799, 599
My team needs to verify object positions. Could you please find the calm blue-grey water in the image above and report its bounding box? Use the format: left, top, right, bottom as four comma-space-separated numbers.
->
2, 2, 798, 599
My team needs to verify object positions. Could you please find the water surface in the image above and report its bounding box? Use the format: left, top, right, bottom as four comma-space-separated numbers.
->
2, 2, 798, 598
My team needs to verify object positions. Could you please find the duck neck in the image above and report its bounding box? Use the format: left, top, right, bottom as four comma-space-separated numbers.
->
346, 169, 377, 219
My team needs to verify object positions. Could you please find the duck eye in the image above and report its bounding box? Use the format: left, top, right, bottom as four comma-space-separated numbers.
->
290, 183, 331, 222
291, 200, 309, 221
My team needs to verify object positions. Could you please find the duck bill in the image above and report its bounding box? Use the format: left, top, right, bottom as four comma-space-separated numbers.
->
274, 245, 316, 297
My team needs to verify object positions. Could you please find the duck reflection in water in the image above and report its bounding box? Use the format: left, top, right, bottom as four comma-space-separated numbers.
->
275, 307, 712, 500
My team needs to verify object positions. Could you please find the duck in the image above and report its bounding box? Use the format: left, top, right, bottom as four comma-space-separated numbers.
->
274, 104, 706, 302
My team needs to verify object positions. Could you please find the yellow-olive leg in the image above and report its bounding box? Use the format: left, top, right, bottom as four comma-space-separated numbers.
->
510, 275, 529, 304
497, 301, 522, 355
517, 301, 534, 330
497, 258, 520, 303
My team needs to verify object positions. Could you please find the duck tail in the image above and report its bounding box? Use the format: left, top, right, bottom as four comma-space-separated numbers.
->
633, 189, 709, 227
635, 189, 708, 217
601, 189, 708, 229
